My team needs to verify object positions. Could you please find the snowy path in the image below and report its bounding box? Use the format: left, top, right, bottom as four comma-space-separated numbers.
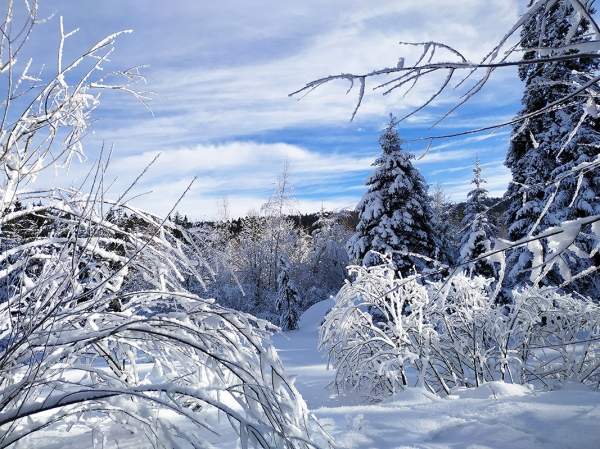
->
272, 300, 600, 449
272, 300, 339, 410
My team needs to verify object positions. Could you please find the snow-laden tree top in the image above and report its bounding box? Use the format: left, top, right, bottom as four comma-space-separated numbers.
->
348, 115, 435, 275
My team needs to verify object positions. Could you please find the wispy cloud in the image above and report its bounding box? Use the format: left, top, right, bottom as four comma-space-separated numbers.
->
81, 0, 521, 151
33, 0, 521, 218
441, 162, 512, 200
47, 136, 497, 219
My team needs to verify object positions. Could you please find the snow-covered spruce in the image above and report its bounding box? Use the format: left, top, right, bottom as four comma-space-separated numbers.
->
458, 158, 497, 277
304, 208, 351, 303
504, 0, 600, 296
320, 260, 600, 400
429, 184, 457, 266
276, 256, 301, 330
347, 115, 436, 276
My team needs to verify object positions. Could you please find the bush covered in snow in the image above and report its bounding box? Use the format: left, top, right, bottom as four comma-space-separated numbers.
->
320, 259, 600, 400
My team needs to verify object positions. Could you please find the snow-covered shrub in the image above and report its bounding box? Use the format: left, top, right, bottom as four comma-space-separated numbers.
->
438, 283, 600, 390
184, 222, 242, 306
321, 262, 600, 400
509, 287, 600, 388
428, 275, 497, 392
0, 200, 328, 447
320, 259, 435, 400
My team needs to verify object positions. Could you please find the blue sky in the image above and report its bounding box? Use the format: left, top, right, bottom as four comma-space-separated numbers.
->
32, 0, 525, 219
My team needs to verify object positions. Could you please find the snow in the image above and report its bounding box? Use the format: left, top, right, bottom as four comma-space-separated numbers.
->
272, 299, 600, 449
21, 362, 246, 449
298, 298, 334, 332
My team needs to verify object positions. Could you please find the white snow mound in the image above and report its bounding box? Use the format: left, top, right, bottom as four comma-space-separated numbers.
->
451, 381, 533, 400
298, 298, 334, 331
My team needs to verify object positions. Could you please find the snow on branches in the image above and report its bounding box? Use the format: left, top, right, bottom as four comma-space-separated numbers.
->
293, 0, 600, 297
503, 0, 600, 296
0, 2, 148, 218
291, 0, 600, 137
321, 260, 600, 401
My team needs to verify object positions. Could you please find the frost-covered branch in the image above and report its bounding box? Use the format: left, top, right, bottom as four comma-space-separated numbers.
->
321, 264, 600, 399
0, 0, 149, 217
291, 0, 600, 134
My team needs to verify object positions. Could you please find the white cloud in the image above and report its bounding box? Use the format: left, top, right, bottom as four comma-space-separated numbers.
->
107, 138, 479, 183
42, 141, 370, 219
91, 0, 522, 151
113, 178, 359, 221
37, 1, 522, 218
112, 142, 373, 180
46, 136, 496, 219
441, 163, 512, 201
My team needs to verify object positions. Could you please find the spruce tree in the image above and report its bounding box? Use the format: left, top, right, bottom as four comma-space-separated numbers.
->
503, 1, 600, 294
430, 183, 456, 265
308, 209, 349, 292
348, 115, 436, 276
459, 158, 496, 278
275, 256, 300, 331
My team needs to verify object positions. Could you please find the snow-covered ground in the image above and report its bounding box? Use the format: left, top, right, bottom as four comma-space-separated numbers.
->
272, 299, 600, 449
16, 299, 600, 448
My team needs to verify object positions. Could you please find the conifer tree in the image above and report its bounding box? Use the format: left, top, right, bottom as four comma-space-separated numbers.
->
308, 209, 350, 288
275, 256, 300, 330
503, 1, 600, 293
348, 115, 436, 276
430, 183, 456, 265
459, 158, 496, 278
